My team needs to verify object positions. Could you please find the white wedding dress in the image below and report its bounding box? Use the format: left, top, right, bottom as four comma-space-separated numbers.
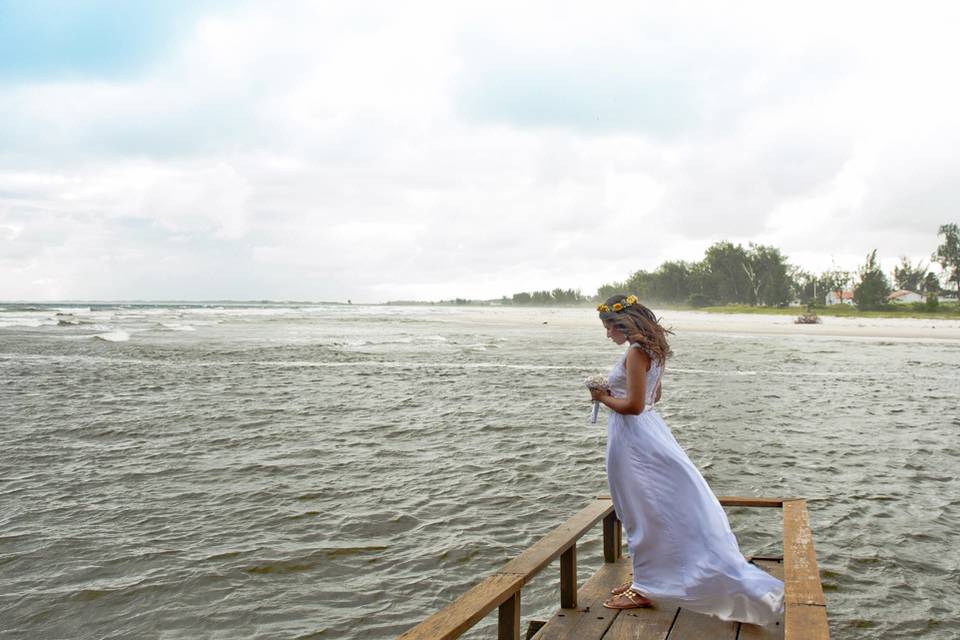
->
605, 344, 784, 625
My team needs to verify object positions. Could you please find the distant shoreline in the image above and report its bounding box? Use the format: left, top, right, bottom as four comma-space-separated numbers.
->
4, 299, 958, 321
383, 299, 960, 321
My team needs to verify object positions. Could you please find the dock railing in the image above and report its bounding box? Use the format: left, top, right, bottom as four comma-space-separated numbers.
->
398, 496, 827, 640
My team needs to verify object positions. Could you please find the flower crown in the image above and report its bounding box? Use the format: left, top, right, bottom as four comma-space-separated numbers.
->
597, 295, 639, 313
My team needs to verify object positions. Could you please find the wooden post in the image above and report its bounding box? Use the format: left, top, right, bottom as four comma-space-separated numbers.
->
498, 591, 520, 640
560, 544, 577, 609
603, 511, 621, 562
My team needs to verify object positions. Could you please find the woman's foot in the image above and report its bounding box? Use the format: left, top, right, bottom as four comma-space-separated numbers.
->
610, 581, 632, 595
602, 589, 653, 610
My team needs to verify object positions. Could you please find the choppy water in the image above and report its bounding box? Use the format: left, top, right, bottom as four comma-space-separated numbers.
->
2, 303, 959, 639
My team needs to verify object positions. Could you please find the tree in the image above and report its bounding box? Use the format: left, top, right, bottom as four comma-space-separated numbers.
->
892, 256, 926, 292
531, 290, 552, 304
703, 241, 751, 304
922, 271, 941, 294
932, 223, 960, 297
596, 281, 626, 302
790, 268, 819, 305
648, 261, 691, 303
853, 250, 891, 310
743, 244, 791, 306
624, 270, 654, 300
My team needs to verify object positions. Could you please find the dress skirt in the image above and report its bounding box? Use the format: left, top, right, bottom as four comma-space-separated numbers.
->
606, 408, 784, 626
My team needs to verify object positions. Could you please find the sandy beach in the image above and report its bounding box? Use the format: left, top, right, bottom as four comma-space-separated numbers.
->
443, 306, 960, 341
659, 309, 960, 341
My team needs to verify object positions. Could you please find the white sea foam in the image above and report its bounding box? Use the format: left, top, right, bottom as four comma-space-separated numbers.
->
92, 330, 131, 342
161, 323, 197, 332
0, 318, 51, 328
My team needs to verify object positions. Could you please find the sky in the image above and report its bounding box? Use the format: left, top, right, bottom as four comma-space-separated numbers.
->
1, 0, 959, 302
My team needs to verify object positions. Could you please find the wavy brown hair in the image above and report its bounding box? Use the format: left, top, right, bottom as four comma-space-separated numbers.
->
598, 294, 673, 363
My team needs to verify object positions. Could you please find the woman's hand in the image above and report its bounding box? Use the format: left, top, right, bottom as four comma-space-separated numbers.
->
589, 387, 608, 402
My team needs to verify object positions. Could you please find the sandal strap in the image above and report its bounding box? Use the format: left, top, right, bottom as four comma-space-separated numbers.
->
621, 589, 645, 606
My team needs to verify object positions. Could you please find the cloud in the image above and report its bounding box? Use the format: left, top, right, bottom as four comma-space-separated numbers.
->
2, 1, 960, 301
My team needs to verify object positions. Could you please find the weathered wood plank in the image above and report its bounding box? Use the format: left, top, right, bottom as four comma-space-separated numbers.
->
604, 604, 679, 640
666, 608, 738, 639
783, 603, 828, 640
398, 574, 524, 640
499, 591, 521, 640
783, 500, 828, 640
782, 500, 825, 606
531, 556, 631, 640
738, 560, 785, 640
598, 496, 787, 508
752, 558, 784, 580
500, 499, 614, 582
717, 497, 785, 508
738, 619, 784, 640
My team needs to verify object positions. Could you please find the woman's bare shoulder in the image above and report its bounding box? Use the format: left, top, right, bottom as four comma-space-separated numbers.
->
625, 344, 652, 370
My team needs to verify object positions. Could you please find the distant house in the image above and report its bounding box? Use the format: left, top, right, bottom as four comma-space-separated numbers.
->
825, 290, 854, 305
887, 290, 924, 304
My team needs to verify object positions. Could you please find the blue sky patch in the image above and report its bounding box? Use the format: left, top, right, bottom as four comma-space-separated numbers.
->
0, 0, 218, 81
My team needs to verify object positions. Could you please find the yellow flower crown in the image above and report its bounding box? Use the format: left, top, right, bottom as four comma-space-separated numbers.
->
597, 295, 639, 313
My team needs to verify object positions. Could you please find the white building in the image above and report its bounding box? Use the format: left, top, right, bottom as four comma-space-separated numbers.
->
825, 290, 854, 305
887, 290, 924, 304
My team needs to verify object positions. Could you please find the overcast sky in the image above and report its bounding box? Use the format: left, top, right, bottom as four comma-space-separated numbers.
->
2, 1, 959, 302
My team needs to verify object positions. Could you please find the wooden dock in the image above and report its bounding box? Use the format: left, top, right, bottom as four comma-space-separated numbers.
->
398, 497, 828, 640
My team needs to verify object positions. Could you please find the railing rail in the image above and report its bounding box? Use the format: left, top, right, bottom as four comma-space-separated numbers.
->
398, 495, 827, 640
397, 498, 618, 640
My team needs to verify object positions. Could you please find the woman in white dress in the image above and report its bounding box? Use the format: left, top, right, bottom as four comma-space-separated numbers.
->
589, 294, 784, 625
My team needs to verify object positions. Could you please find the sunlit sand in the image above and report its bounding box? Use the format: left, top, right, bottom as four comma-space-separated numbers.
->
444, 306, 960, 341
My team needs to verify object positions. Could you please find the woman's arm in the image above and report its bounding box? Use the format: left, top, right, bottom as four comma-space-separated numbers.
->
590, 348, 649, 415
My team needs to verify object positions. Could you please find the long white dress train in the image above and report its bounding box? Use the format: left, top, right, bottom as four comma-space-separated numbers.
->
604, 345, 784, 626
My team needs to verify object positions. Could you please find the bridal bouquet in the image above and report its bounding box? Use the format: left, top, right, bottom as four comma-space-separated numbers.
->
584, 374, 609, 424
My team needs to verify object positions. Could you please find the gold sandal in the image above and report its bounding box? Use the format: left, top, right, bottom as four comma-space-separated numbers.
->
610, 581, 632, 595
602, 588, 653, 610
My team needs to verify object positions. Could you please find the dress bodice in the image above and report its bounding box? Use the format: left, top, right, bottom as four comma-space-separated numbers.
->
607, 345, 662, 409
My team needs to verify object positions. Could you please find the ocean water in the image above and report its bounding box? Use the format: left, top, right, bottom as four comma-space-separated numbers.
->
1, 303, 959, 639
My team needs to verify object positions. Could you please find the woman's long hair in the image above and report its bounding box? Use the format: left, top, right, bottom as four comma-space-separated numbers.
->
598, 294, 673, 363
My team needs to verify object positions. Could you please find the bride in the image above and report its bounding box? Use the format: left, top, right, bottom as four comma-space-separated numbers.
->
589, 294, 784, 625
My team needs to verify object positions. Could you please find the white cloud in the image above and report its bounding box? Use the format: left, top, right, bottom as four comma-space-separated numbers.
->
2, 0, 959, 301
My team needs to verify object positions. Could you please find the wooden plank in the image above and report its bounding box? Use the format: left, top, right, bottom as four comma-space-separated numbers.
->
783, 604, 828, 640
666, 608, 738, 640
499, 591, 521, 640
604, 604, 679, 640
525, 620, 547, 640
752, 559, 784, 580
398, 573, 524, 640
738, 560, 784, 640
500, 499, 614, 582
717, 497, 785, 508
598, 495, 786, 508
603, 512, 622, 562
782, 500, 828, 640
531, 556, 632, 640
782, 500, 825, 606
560, 545, 577, 609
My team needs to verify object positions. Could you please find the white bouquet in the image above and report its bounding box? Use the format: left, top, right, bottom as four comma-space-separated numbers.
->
584, 374, 609, 424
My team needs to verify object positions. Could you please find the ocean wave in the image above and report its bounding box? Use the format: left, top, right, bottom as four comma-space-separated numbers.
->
160, 323, 197, 332
0, 318, 54, 328
92, 330, 131, 343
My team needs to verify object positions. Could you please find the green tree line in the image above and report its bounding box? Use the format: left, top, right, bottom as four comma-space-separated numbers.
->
505, 223, 960, 311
